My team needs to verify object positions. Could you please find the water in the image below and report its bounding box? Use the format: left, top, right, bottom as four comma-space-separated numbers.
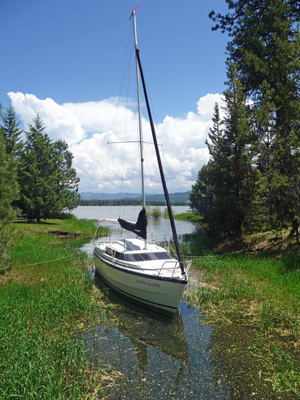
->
84, 276, 230, 400
72, 205, 195, 239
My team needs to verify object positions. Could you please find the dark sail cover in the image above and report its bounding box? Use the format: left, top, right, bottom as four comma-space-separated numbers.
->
118, 208, 147, 239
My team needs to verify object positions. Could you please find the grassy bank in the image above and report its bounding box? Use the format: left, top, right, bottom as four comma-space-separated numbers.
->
0, 218, 107, 399
184, 231, 300, 397
173, 212, 202, 223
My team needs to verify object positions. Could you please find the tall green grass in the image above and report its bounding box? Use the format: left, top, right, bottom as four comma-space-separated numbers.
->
186, 251, 300, 395
0, 218, 105, 399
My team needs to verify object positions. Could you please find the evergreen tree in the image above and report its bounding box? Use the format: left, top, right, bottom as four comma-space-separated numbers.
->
18, 115, 80, 222
52, 139, 80, 211
193, 65, 255, 239
18, 115, 54, 222
190, 164, 214, 229
1, 106, 23, 158
209, 0, 300, 238
220, 63, 255, 236
0, 128, 19, 272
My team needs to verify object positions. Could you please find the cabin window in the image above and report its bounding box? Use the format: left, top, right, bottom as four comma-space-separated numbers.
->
124, 252, 172, 262
153, 252, 172, 260
105, 248, 172, 262
127, 253, 144, 262
115, 251, 125, 260
105, 248, 113, 257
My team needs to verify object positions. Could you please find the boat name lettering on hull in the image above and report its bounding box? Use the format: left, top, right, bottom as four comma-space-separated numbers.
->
136, 279, 160, 288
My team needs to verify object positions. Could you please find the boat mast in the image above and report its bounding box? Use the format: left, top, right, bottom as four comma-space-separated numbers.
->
131, 8, 146, 211
131, 9, 185, 275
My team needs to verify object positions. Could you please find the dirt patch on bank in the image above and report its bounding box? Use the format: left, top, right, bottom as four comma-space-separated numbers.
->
0, 271, 28, 285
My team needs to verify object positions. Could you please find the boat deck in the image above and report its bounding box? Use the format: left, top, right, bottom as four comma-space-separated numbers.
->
94, 237, 188, 280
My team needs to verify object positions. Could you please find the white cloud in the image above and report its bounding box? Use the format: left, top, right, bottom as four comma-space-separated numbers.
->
8, 91, 224, 193
197, 93, 224, 118
8, 92, 85, 145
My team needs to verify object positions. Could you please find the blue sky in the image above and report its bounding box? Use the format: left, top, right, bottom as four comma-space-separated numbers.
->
1, 0, 229, 194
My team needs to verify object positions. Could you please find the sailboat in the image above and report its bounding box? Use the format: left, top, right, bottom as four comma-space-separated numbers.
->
93, 8, 191, 314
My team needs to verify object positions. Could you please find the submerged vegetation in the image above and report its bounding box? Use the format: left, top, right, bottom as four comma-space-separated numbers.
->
0, 217, 108, 399
184, 229, 300, 397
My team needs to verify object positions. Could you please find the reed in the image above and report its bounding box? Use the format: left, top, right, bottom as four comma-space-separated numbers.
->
0, 217, 106, 399
186, 248, 300, 395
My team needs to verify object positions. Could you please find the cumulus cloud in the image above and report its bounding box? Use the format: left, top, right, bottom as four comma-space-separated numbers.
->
8, 92, 85, 145
197, 93, 224, 118
8, 91, 224, 193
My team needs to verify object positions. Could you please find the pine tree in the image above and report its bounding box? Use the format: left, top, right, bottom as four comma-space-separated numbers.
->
0, 128, 19, 272
18, 115, 54, 222
190, 164, 214, 229
1, 106, 23, 158
222, 63, 255, 236
198, 65, 255, 238
18, 115, 80, 222
52, 139, 80, 212
210, 0, 300, 237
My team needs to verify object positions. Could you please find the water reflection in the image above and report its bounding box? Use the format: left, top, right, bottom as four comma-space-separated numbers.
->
84, 276, 230, 399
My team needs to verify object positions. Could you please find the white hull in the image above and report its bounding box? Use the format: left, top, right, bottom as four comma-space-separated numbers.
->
94, 247, 188, 314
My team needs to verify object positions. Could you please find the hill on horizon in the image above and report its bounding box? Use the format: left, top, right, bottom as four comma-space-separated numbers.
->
80, 191, 191, 203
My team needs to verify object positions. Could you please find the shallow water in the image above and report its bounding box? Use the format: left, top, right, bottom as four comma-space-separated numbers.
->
83, 273, 297, 400
84, 276, 230, 400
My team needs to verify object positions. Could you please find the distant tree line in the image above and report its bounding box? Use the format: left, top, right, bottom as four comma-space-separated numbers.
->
79, 199, 186, 206
190, 0, 300, 242
0, 107, 80, 270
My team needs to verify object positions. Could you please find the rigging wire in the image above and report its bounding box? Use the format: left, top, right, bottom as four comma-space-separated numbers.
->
100, 25, 134, 220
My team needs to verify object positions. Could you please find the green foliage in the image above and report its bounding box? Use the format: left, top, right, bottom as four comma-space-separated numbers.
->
192, 1, 300, 240
1, 106, 23, 157
190, 165, 212, 219
53, 139, 80, 210
0, 129, 19, 272
147, 206, 162, 219
17, 115, 80, 222
192, 66, 255, 239
173, 212, 202, 223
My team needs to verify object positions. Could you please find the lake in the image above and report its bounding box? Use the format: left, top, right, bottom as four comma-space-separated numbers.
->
72, 205, 195, 240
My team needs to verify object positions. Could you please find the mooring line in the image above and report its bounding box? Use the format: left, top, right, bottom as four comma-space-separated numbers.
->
19, 254, 77, 268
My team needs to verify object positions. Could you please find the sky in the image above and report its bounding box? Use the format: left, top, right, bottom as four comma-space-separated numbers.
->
1, 0, 229, 195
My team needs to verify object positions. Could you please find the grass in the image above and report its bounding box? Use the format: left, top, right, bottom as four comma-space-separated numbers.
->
184, 231, 300, 396
173, 212, 202, 223
0, 217, 108, 399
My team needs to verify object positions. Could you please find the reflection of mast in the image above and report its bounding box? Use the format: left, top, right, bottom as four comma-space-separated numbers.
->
117, 308, 189, 398
127, 333, 148, 377
94, 278, 190, 397
171, 361, 187, 400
